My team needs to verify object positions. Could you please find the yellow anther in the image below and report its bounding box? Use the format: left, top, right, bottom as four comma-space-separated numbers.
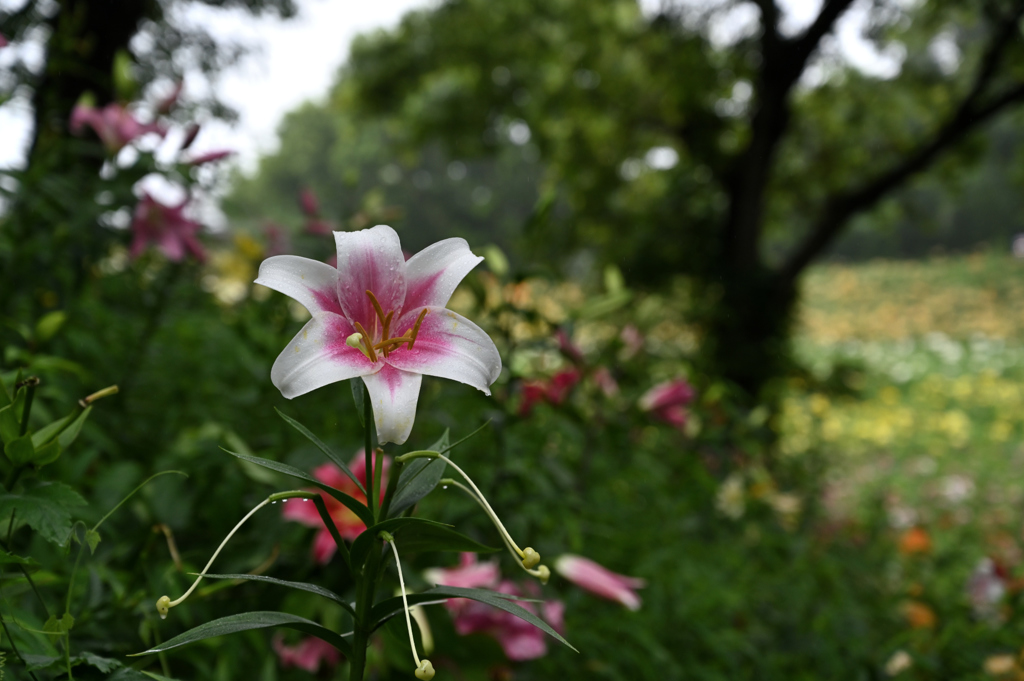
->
522, 547, 541, 569
156, 595, 171, 620
408, 308, 429, 349
415, 659, 435, 680
352, 321, 378, 362
366, 289, 388, 329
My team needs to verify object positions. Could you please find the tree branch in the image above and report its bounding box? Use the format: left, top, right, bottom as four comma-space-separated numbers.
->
779, 80, 1024, 283
791, 0, 858, 67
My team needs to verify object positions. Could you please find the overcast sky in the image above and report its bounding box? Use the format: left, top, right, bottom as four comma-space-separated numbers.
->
0, 0, 893, 175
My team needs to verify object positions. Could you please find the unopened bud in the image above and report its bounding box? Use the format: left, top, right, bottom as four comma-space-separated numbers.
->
156, 595, 171, 620
415, 659, 435, 680
536, 564, 550, 585
522, 547, 540, 569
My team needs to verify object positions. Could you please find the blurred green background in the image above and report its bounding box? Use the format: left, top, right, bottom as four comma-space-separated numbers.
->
4, 0, 1024, 678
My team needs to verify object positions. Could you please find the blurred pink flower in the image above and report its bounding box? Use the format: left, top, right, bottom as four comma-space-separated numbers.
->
272, 634, 341, 672
263, 223, 291, 257
156, 81, 184, 115
70, 102, 165, 153
299, 188, 320, 217
283, 452, 389, 564
180, 123, 201, 150
519, 369, 580, 416
129, 193, 205, 262
305, 218, 335, 236
639, 378, 696, 431
185, 149, 234, 165
554, 554, 645, 611
592, 367, 619, 398
619, 324, 644, 358
967, 557, 1007, 622
0, 34, 8, 48
426, 554, 563, 661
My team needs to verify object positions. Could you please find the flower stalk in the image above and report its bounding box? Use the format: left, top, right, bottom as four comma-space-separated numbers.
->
383, 532, 434, 680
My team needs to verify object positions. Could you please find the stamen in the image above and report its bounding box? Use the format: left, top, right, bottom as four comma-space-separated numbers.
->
156, 498, 270, 619
366, 290, 388, 331
382, 311, 394, 357
352, 321, 378, 362
373, 334, 412, 351
384, 532, 434, 680
440, 478, 549, 582
408, 309, 429, 349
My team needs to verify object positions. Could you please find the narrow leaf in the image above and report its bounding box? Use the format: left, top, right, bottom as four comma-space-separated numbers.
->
133, 611, 352, 657
199, 573, 355, 616
350, 378, 365, 427
31, 413, 71, 448
419, 586, 575, 652
57, 405, 92, 449
388, 430, 449, 517
32, 440, 62, 467
4, 434, 35, 465
0, 404, 19, 443
275, 408, 365, 494
350, 517, 497, 571
223, 449, 373, 527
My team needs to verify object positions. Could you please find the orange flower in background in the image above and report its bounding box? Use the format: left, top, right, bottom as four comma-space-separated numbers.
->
902, 600, 937, 629
899, 526, 932, 555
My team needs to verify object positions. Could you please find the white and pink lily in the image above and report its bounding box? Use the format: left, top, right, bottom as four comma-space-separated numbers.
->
255, 225, 501, 445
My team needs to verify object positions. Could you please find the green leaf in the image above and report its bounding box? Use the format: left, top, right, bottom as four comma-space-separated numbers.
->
35, 310, 67, 342
32, 412, 72, 448
4, 433, 35, 465
0, 549, 41, 572
200, 574, 355, 616
133, 611, 352, 657
76, 651, 121, 672
86, 529, 101, 554
383, 605, 425, 652
24, 653, 62, 670
43, 612, 74, 635
0, 404, 20, 443
57, 405, 92, 449
0, 374, 10, 408
0, 481, 88, 545
108, 668, 183, 681
412, 586, 575, 652
388, 430, 449, 517
350, 517, 498, 571
275, 408, 365, 494
33, 440, 62, 467
222, 449, 373, 527
350, 379, 365, 428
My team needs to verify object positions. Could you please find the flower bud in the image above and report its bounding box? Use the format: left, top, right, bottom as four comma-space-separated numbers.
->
156, 595, 171, 620
415, 659, 435, 680
536, 564, 550, 585
521, 546, 540, 569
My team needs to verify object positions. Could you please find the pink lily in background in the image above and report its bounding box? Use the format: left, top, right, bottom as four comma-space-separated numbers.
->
255, 225, 501, 445
272, 634, 340, 672
554, 554, 645, 610
519, 369, 580, 416
299, 188, 320, 217
70, 102, 166, 153
282, 452, 389, 564
129, 193, 205, 262
426, 554, 563, 661
0, 34, 8, 48
184, 149, 234, 166
639, 378, 696, 431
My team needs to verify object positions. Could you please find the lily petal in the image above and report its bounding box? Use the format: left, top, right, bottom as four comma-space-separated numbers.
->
334, 225, 407, 328
387, 307, 502, 395
255, 255, 344, 317
361, 364, 422, 445
271, 314, 378, 399
404, 238, 484, 310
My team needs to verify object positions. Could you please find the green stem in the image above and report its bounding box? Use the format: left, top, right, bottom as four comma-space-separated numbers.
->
363, 384, 375, 521
349, 531, 385, 681
17, 378, 38, 437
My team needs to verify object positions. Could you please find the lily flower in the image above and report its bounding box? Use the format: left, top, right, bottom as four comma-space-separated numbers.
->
255, 225, 502, 445
272, 634, 341, 672
129, 192, 205, 262
639, 378, 696, 431
70, 102, 166, 153
282, 452, 389, 564
553, 554, 645, 611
